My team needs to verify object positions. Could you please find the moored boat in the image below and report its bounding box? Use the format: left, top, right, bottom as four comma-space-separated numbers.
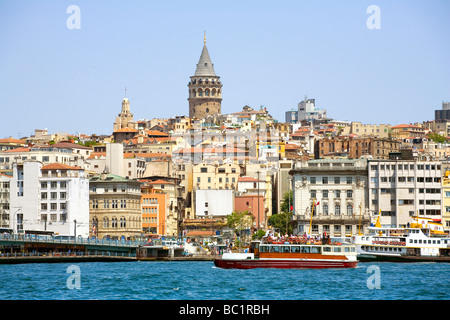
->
352, 215, 450, 262
213, 237, 358, 269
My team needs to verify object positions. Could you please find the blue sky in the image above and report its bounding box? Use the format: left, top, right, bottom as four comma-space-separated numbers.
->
0, 0, 449, 138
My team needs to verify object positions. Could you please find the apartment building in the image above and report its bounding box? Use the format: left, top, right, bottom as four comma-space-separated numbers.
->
290, 159, 370, 237
367, 160, 442, 228
141, 185, 169, 236
192, 162, 241, 190
9, 161, 89, 237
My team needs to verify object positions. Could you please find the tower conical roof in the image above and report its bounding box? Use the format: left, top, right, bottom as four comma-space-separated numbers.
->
194, 44, 216, 77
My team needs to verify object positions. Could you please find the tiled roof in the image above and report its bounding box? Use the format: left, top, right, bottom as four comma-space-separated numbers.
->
113, 127, 138, 133
41, 163, 82, 170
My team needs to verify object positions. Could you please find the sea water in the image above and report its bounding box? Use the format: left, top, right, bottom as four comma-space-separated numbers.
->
0, 261, 448, 300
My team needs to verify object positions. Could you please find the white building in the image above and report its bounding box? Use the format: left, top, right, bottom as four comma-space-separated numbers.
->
195, 189, 234, 218
368, 160, 442, 228
86, 143, 146, 179
297, 98, 327, 122
9, 161, 89, 237
291, 159, 370, 237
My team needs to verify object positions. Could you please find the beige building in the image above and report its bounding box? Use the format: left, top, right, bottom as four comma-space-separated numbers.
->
348, 122, 391, 138
193, 162, 240, 191
89, 173, 142, 240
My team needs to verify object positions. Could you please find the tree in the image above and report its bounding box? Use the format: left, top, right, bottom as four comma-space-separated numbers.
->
268, 212, 293, 235
226, 211, 254, 234
428, 132, 447, 144
280, 190, 293, 213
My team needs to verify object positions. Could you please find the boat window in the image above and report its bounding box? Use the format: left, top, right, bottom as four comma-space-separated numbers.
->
311, 246, 320, 253
351, 247, 355, 252
333, 247, 341, 253
270, 246, 280, 253
291, 246, 300, 253
322, 246, 331, 253
282, 246, 290, 253
301, 246, 310, 253
260, 245, 268, 253
344, 247, 350, 252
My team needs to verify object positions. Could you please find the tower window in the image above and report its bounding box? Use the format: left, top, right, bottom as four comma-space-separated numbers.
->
206, 108, 209, 113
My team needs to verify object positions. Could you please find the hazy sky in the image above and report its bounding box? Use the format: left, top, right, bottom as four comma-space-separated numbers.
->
0, 0, 449, 138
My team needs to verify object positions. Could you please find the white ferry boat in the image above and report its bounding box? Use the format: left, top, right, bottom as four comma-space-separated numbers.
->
352, 215, 450, 262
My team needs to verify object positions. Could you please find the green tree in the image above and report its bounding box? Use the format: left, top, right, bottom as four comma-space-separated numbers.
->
268, 212, 293, 235
280, 190, 293, 213
428, 132, 447, 143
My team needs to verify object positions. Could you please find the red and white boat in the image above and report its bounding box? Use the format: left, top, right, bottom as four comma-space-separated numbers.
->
214, 238, 358, 269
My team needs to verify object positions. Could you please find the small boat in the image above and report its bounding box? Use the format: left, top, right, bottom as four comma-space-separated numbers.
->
213, 237, 358, 269
352, 214, 450, 262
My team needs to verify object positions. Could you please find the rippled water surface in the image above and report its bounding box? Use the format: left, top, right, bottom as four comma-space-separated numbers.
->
0, 261, 449, 300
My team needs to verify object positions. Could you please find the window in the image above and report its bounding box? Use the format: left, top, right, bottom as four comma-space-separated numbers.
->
201, 167, 207, 173
334, 177, 340, 184
346, 204, 353, 215
335, 204, 341, 215
346, 177, 352, 184
346, 190, 353, 198
323, 190, 328, 198
310, 177, 316, 184
323, 204, 329, 215
334, 190, 341, 198
322, 177, 328, 184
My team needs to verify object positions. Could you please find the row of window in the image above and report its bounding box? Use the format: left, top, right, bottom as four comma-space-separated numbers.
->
197, 177, 237, 183
98, 217, 140, 228
310, 189, 354, 198
309, 203, 355, 215
142, 207, 158, 214
310, 177, 354, 184
41, 192, 66, 200
41, 181, 67, 189
370, 177, 441, 183
40, 213, 66, 221
92, 199, 128, 209
41, 203, 66, 211
370, 164, 441, 171
142, 198, 158, 204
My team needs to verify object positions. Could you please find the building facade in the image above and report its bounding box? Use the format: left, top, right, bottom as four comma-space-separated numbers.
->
9, 161, 89, 237
368, 160, 442, 228
89, 174, 142, 240
291, 159, 370, 237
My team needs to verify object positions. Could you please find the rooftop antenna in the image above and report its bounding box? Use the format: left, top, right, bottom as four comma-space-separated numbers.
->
204, 30, 206, 44
125, 87, 127, 97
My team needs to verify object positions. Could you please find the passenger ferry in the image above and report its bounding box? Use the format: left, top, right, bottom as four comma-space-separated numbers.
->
213, 236, 358, 269
352, 215, 450, 262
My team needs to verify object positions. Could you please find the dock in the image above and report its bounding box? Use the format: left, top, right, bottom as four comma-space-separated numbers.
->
0, 234, 216, 264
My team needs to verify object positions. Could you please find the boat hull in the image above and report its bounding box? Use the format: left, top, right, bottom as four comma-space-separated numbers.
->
357, 253, 450, 263
214, 258, 357, 269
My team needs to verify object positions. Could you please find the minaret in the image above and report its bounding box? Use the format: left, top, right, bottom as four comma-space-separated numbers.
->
188, 33, 222, 119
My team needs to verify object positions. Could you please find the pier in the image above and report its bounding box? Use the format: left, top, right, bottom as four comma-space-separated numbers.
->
0, 234, 216, 264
